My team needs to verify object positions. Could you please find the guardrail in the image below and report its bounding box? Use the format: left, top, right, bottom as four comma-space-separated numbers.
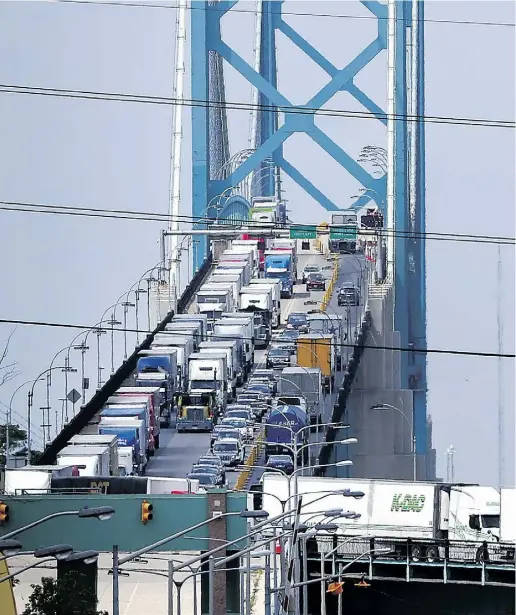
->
234, 433, 263, 491
321, 257, 338, 311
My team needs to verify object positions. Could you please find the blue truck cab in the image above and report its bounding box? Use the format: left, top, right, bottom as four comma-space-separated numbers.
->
264, 252, 294, 298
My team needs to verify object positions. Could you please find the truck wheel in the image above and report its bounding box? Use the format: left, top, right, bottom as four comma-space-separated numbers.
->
425, 546, 439, 563
149, 448, 155, 457
337, 356, 342, 371
154, 436, 160, 450
410, 545, 423, 562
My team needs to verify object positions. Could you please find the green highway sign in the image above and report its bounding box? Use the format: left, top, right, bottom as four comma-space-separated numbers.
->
290, 226, 317, 240
329, 225, 358, 240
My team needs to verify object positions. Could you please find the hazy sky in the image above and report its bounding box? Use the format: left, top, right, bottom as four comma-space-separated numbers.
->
0, 0, 514, 486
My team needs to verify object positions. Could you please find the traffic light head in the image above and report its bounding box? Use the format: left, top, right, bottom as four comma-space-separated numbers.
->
0, 502, 10, 524
141, 500, 153, 524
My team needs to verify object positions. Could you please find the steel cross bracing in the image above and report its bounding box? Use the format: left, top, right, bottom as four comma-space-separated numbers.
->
190, 0, 427, 456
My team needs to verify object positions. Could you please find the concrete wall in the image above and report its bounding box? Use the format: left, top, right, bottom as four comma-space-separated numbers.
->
330, 283, 433, 481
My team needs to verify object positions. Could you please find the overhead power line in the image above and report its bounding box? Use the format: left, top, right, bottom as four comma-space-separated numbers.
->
57, 0, 516, 29
0, 317, 514, 359
1, 200, 514, 246
1, 84, 513, 129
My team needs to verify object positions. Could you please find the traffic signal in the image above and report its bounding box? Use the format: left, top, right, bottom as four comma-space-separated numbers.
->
141, 500, 153, 524
0, 502, 9, 524
327, 581, 344, 595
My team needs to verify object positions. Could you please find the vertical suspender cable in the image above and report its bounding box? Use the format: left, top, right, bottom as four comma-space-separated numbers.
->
169, 0, 188, 313
386, 0, 396, 288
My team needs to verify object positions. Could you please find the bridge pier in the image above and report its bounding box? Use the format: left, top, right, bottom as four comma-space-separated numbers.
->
330, 284, 436, 481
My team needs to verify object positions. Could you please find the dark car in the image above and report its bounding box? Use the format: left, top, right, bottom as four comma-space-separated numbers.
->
306, 273, 326, 292
245, 383, 273, 407
197, 455, 226, 479
338, 285, 360, 306
190, 464, 225, 486
266, 347, 291, 370
266, 454, 294, 475
277, 329, 299, 355
187, 472, 218, 489
287, 312, 309, 333
236, 393, 268, 420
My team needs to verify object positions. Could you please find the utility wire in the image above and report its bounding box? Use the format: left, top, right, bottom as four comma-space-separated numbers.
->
57, 0, 516, 29
0, 317, 513, 358
1, 84, 513, 129
1, 200, 514, 246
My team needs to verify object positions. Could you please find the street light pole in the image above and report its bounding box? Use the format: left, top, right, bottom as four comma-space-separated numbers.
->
371, 403, 416, 480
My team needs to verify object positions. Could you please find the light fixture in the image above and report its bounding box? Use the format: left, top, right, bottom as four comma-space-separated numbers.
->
0, 539, 22, 557
241, 510, 269, 519
65, 550, 99, 565
78, 506, 115, 521
34, 544, 73, 560
336, 460, 353, 467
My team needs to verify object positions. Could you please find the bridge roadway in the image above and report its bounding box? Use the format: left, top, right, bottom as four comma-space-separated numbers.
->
145, 249, 365, 485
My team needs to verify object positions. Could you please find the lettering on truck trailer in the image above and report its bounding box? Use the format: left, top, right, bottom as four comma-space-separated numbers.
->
391, 494, 426, 512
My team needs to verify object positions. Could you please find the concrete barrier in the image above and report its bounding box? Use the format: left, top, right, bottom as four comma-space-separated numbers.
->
234, 433, 264, 491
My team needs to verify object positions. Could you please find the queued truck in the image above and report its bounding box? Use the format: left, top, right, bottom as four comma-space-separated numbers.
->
216, 259, 252, 286
196, 287, 234, 328
133, 355, 178, 428
203, 278, 241, 308
278, 366, 323, 426
214, 315, 255, 377
296, 333, 335, 393
56, 445, 111, 477
187, 352, 228, 415
269, 238, 298, 280
239, 285, 273, 348
199, 341, 238, 399
259, 476, 513, 563
172, 314, 209, 340
49, 475, 201, 495
164, 321, 203, 351
105, 394, 159, 451
307, 313, 345, 370
249, 278, 281, 329
113, 388, 164, 444
98, 416, 147, 475
176, 389, 217, 433
264, 251, 294, 298
151, 334, 195, 392
68, 434, 119, 476
264, 403, 308, 462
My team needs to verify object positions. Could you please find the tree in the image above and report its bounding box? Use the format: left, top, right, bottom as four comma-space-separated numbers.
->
0, 424, 27, 465
0, 329, 20, 388
22, 571, 108, 615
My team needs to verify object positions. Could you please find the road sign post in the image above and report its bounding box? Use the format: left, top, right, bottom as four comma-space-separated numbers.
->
290, 226, 317, 240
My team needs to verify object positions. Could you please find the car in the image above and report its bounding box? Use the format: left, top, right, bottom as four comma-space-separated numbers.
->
337, 285, 360, 306
265, 347, 291, 370
250, 370, 278, 395
287, 312, 309, 333
210, 425, 243, 448
245, 383, 272, 406
187, 472, 218, 489
237, 392, 269, 420
248, 376, 276, 396
225, 408, 254, 426
276, 329, 299, 355
302, 264, 321, 283
266, 454, 294, 475
190, 465, 225, 486
212, 438, 245, 467
221, 417, 253, 441
306, 272, 326, 292
197, 455, 226, 478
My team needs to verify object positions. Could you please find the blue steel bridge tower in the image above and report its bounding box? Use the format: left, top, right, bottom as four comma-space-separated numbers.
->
189, 0, 428, 465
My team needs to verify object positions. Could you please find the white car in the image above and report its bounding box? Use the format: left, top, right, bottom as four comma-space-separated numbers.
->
302, 264, 321, 283
221, 417, 253, 441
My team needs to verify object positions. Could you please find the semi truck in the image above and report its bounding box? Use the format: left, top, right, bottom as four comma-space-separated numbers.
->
239, 285, 273, 348
296, 333, 335, 392
176, 390, 217, 432
260, 476, 508, 563
68, 434, 119, 476
269, 239, 298, 279
198, 341, 238, 399
240, 233, 267, 271
104, 397, 157, 452
98, 417, 146, 475
196, 287, 234, 327
150, 335, 194, 392
264, 251, 294, 298
188, 352, 228, 414
307, 313, 345, 370
133, 357, 178, 427
56, 445, 111, 477
203, 278, 241, 308
164, 321, 203, 351
216, 260, 252, 286
216, 314, 255, 374
278, 367, 323, 425
49, 475, 201, 495
172, 314, 209, 341
249, 278, 281, 329
4, 465, 76, 495
112, 389, 163, 446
